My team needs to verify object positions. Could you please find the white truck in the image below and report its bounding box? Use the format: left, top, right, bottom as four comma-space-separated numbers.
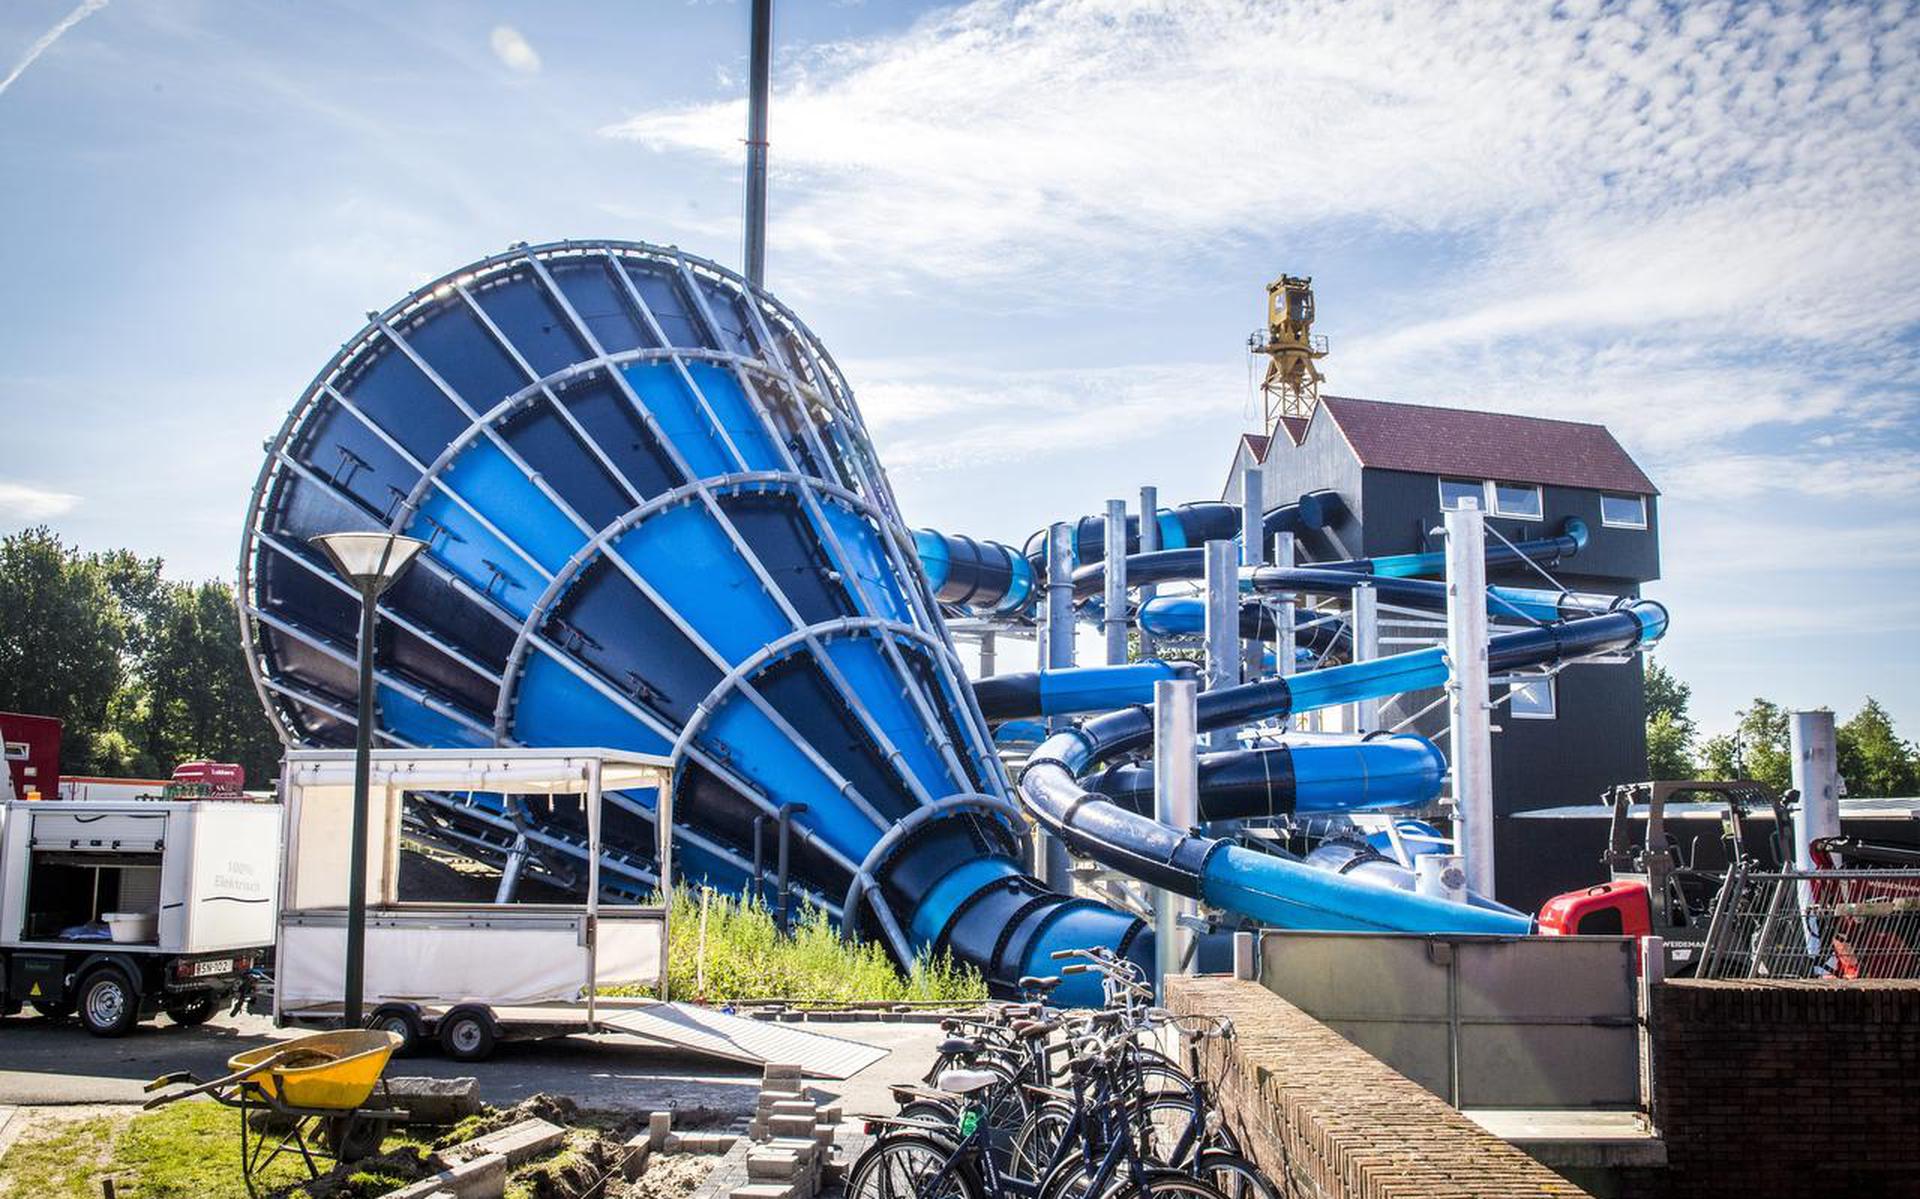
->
0, 797, 281, 1036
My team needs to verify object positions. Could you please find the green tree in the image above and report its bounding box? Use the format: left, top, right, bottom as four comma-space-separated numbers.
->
1836, 698, 1918, 798
1643, 661, 1696, 778
0, 527, 129, 772
1699, 698, 1792, 792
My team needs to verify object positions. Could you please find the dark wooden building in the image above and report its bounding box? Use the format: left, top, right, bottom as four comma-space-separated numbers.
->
1229, 396, 1661, 909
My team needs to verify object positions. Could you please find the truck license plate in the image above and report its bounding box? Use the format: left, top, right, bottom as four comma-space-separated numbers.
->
191, 958, 233, 978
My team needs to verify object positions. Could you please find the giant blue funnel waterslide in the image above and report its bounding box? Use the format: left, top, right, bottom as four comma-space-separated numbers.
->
241, 238, 1670, 1002
239, 240, 1144, 1001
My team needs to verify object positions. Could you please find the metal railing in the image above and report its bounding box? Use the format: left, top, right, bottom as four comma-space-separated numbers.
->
1698, 866, 1920, 980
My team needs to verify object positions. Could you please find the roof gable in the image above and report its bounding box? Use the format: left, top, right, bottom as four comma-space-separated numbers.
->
1313, 396, 1658, 495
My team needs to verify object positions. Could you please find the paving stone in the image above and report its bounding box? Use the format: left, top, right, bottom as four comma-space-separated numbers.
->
621, 1135, 653, 1181
767, 1115, 815, 1139
378, 1153, 507, 1199
730, 1183, 797, 1199
650, 1111, 673, 1149
383, 1076, 482, 1125
450, 1119, 565, 1168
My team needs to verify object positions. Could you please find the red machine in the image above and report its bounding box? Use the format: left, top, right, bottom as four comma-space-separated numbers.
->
1538, 880, 1653, 939
168, 760, 247, 797
0, 712, 62, 802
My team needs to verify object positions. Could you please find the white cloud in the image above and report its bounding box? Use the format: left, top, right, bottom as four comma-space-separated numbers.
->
0, 481, 81, 521
489, 25, 541, 75
0, 0, 108, 98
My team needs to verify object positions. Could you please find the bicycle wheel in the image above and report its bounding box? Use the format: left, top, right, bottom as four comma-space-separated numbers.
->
1192, 1150, 1278, 1199
1106, 1169, 1235, 1199
848, 1133, 983, 1199
1009, 1102, 1075, 1182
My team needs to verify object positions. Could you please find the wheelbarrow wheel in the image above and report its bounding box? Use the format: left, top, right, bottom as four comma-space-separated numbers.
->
323, 1113, 386, 1162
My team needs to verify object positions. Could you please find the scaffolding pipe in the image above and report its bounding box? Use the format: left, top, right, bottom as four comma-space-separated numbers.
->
742, 0, 772, 286
1445, 499, 1495, 898
1273, 531, 1296, 682
1041, 521, 1077, 889
1153, 677, 1200, 996
1137, 485, 1160, 659
1241, 466, 1265, 565
1105, 499, 1129, 665
1204, 539, 1241, 750
1352, 584, 1380, 731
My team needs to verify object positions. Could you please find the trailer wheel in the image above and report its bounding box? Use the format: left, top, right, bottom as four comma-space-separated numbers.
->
367, 1004, 425, 1057
164, 995, 220, 1027
437, 1007, 496, 1062
77, 966, 141, 1038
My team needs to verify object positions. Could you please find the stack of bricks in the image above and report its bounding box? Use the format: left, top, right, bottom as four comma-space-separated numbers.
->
1645, 979, 1920, 1199
734, 1063, 843, 1199
1167, 975, 1592, 1199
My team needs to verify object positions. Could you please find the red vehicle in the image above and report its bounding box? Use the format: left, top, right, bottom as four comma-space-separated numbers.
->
0, 712, 62, 802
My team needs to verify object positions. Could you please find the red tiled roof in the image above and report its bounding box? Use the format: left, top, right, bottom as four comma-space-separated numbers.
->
1315, 396, 1658, 495
1276, 416, 1310, 446
1239, 432, 1271, 462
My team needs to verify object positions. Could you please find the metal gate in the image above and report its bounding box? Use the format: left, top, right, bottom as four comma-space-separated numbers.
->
1698, 867, 1920, 980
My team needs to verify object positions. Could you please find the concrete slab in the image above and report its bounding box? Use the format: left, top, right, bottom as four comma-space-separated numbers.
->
1463, 1109, 1668, 1168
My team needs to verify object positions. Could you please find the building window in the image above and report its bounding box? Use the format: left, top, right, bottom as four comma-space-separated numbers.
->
1489, 481, 1543, 520
1509, 677, 1556, 719
1600, 492, 1647, 529
1438, 477, 1483, 511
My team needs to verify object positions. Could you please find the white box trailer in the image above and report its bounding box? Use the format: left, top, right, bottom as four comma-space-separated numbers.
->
272, 748, 889, 1079
0, 797, 281, 1035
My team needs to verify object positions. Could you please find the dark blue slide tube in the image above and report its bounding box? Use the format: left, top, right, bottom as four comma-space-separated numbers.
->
973, 661, 1199, 721
1084, 734, 1446, 820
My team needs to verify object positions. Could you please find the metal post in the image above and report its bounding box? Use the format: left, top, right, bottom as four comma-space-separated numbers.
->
979, 630, 997, 678
1154, 678, 1200, 997
1791, 709, 1840, 958
776, 802, 807, 933
1444, 499, 1495, 899
343, 581, 378, 1028
1352, 584, 1379, 731
742, 0, 772, 286
1041, 523, 1076, 890
1240, 466, 1265, 565
1232, 931, 1256, 981
494, 834, 530, 904
1203, 540, 1240, 749
751, 813, 767, 906
584, 757, 603, 1026
1137, 486, 1160, 660
1272, 531, 1295, 683
1104, 499, 1129, 665
1791, 709, 1841, 869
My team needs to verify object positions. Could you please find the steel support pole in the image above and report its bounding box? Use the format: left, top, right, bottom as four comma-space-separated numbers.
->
1444, 500, 1495, 899
1791, 709, 1840, 952
1272, 531, 1296, 685
1137, 486, 1159, 660
1352, 584, 1380, 731
979, 631, 996, 678
742, 0, 772, 286
1204, 539, 1241, 750
1153, 678, 1200, 997
343, 581, 378, 1028
1104, 499, 1129, 665
1040, 522, 1076, 889
1240, 466, 1265, 565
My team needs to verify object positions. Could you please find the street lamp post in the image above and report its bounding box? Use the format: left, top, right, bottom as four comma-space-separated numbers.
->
311, 531, 427, 1027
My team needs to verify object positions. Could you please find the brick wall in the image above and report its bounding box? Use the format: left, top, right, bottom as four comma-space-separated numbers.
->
1166, 975, 1591, 1199
1647, 979, 1920, 1199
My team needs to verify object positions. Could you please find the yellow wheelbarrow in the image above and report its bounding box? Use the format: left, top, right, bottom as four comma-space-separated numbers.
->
145, 1029, 408, 1195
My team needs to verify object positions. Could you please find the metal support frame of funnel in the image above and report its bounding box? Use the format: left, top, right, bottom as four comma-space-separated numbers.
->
1153, 677, 1199, 997
1352, 583, 1380, 731
1041, 521, 1077, 890
1445, 499, 1495, 898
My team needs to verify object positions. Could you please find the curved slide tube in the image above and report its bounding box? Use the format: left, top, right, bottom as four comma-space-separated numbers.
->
1016, 598, 1667, 935
1083, 734, 1447, 820
973, 661, 1198, 721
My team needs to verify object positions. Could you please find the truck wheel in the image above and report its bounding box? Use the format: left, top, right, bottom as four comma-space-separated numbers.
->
366, 1005, 424, 1057
78, 966, 141, 1038
165, 995, 220, 1027
437, 1008, 496, 1062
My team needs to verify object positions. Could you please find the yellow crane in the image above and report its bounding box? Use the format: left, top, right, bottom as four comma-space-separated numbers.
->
1248, 274, 1329, 431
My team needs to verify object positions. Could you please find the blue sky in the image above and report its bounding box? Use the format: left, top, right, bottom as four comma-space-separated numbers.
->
2, 0, 1916, 738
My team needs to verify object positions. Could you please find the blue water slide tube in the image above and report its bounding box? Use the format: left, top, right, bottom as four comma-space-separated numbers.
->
237, 239, 1144, 1005
1069, 518, 1586, 603
973, 661, 1199, 721
1015, 597, 1666, 934
1134, 597, 1353, 653
914, 529, 1034, 614
1083, 734, 1446, 820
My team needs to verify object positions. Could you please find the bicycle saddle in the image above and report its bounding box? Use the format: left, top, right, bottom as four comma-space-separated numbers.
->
937, 1036, 983, 1058
937, 1067, 1001, 1095
1018, 975, 1063, 993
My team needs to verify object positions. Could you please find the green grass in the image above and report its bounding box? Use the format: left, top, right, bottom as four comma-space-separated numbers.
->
0, 1102, 432, 1199
610, 885, 987, 1005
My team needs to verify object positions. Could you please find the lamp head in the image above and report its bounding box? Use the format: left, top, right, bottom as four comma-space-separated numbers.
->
310, 531, 427, 594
